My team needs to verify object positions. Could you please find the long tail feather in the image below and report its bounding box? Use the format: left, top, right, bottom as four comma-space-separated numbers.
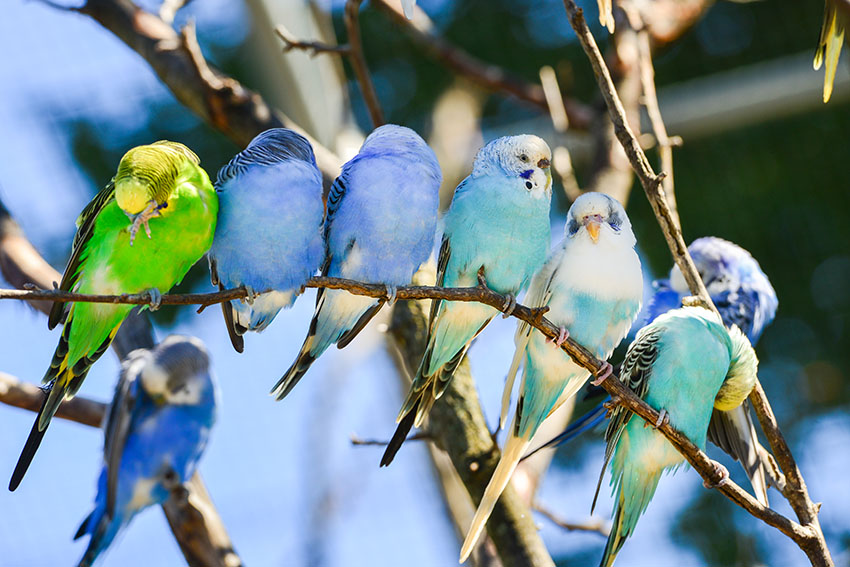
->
599, 496, 625, 567
381, 404, 418, 467
271, 347, 316, 400
220, 299, 245, 354
9, 385, 64, 491
459, 433, 530, 562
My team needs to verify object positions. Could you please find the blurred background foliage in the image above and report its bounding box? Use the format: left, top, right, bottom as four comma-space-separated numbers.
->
1, 0, 848, 566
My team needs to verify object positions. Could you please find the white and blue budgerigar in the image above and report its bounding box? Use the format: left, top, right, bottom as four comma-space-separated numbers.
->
381, 134, 553, 466
74, 335, 218, 567
595, 307, 759, 567
459, 192, 643, 561
544, 236, 777, 504
271, 124, 442, 400
208, 128, 325, 353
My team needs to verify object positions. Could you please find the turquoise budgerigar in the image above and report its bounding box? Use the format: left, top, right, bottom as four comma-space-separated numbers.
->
75, 335, 218, 567
595, 307, 758, 567
208, 128, 324, 352
459, 192, 642, 561
270, 124, 442, 400
381, 134, 553, 467
10, 141, 217, 491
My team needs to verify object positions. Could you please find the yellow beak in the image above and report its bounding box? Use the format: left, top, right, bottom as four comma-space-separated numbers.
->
586, 221, 600, 243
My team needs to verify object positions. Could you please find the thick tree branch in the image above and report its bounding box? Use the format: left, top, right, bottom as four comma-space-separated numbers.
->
343, 0, 385, 127
372, 0, 595, 131
561, 2, 833, 565
64, 0, 343, 181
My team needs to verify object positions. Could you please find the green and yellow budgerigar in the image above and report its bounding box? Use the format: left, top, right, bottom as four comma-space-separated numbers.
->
814, 0, 848, 102
9, 141, 218, 491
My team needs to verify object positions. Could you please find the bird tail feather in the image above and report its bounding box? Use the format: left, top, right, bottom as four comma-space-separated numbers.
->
380, 402, 418, 467
74, 505, 120, 567
459, 432, 530, 563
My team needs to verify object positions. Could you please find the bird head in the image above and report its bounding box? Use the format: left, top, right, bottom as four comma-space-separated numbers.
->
114, 141, 199, 214
565, 192, 634, 247
473, 134, 552, 197
139, 335, 216, 407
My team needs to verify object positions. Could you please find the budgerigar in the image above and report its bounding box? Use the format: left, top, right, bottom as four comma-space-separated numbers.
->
595, 307, 758, 567
74, 335, 218, 567
381, 134, 553, 467
208, 128, 324, 353
459, 192, 642, 562
542, 236, 777, 505
814, 0, 848, 102
9, 141, 218, 491
271, 124, 441, 400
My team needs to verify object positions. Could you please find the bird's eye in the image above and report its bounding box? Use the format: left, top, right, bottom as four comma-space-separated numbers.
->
519, 154, 529, 162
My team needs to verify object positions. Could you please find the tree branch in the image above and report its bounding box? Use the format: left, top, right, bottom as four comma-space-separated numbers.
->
532, 502, 609, 537
343, 0, 385, 127
372, 0, 595, 131
0, 274, 819, 549
66, 0, 342, 181
560, 2, 834, 565
274, 24, 351, 56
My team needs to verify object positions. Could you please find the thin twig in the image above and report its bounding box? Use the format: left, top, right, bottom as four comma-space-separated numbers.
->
372, 0, 594, 130
343, 0, 384, 127
632, 5, 680, 227
532, 502, 609, 537
561, 2, 833, 565
275, 24, 350, 56
539, 65, 582, 202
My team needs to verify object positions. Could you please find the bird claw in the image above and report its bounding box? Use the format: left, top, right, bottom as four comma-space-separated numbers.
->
655, 408, 669, 429
243, 285, 257, 305
590, 361, 613, 386
128, 200, 165, 246
385, 285, 398, 305
501, 294, 516, 318
546, 326, 569, 347
147, 288, 162, 311
704, 459, 731, 489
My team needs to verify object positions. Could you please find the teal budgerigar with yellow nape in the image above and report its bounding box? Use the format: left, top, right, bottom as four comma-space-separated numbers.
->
595, 306, 759, 567
9, 141, 218, 492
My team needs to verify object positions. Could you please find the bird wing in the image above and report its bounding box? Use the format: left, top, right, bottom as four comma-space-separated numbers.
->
103, 351, 145, 518
592, 325, 661, 512
48, 181, 116, 329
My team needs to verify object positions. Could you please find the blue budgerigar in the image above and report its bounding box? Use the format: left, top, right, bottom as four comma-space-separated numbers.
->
544, 236, 777, 504
208, 128, 325, 353
271, 124, 442, 400
459, 192, 642, 562
74, 335, 218, 567
595, 307, 758, 567
380, 134, 553, 467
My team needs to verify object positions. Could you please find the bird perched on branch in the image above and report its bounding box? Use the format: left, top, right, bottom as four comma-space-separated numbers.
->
74, 335, 218, 567
540, 236, 777, 505
208, 128, 324, 353
814, 0, 848, 102
459, 192, 642, 562
9, 141, 217, 491
380, 134, 552, 467
271, 124, 441, 400
595, 307, 758, 567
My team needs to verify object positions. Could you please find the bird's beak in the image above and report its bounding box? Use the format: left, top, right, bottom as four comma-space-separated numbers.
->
583, 214, 603, 243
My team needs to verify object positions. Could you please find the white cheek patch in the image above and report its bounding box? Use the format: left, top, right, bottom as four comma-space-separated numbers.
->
140, 363, 169, 398
165, 381, 203, 405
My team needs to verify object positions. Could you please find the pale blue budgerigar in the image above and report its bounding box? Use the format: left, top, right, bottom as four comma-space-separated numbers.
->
459, 192, 642, 561
594, 307, 758, 567
271, 124, 442, 400
74, 335, 218, 567
542, 236, 777, 505
208, 128, 324, 353
380, 134, 553, 467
